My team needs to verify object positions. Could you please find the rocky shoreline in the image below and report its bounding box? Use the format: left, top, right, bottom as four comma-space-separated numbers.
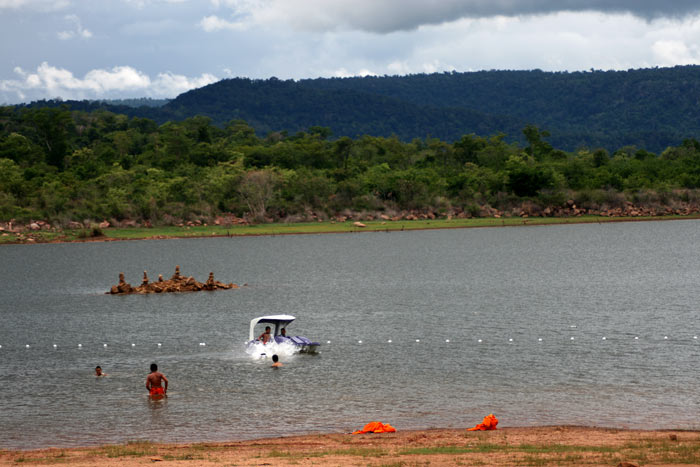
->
3, 198, 700, 236
108, 266, 239, 294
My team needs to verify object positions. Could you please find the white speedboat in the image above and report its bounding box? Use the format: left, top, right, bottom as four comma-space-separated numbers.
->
246, 315, 320, 356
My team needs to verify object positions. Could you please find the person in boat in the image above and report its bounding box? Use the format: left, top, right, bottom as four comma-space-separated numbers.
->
258, 326, 272, 344
146, 363, 168, 398
271, 354, 283, 367
280, 328, 287, 338
95, 365, 105, 377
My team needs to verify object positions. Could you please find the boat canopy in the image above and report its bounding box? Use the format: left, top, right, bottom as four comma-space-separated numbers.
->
248, 315, 296, 341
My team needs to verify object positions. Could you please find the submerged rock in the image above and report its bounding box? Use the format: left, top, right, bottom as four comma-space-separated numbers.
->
108, 265, 238, 294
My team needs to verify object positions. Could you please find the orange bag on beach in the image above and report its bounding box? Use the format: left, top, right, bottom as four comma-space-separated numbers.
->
467, 413, 498, 431
352, 421, 396, 434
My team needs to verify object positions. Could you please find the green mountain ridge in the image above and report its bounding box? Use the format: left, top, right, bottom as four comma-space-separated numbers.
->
17, 66, 700, 152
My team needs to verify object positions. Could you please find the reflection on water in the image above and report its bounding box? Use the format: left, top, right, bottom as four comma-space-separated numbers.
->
148, 397, 168, 412
2, 221, 700, 449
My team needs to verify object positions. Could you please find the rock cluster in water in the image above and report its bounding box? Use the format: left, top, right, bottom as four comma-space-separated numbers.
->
108, 266, 239, 294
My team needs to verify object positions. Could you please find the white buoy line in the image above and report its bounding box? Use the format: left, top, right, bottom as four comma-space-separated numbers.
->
2, 335, 700, 350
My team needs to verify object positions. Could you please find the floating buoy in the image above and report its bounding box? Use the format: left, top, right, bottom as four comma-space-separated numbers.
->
199, 342, 206, 346
445, 339, 450, 343
25, 344, 30, 348
53, 344, 57, 348
477, 339, 482, 343
157, 343, 162, 347
664, 336, 668, 340
103, 343, 107, 348
634, 337, 639, 340
326, 340, 331, 344
694, 336, 698, 340
78, 343, 82, 348
570, 337, 575, 341
508, 338, 513, 342
387, 339, 392, 343
602, 337, 607, 340
538, 338, 542, 342
358, 340, 362, 344
415, 339, 420, 343
131, 343, 135, 347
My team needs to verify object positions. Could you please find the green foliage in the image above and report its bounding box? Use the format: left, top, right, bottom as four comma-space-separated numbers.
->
505, 155, 556, 197
3, 105, 700, 225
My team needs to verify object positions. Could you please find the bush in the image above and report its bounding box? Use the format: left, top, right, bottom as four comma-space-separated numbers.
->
78, 226, 104, 238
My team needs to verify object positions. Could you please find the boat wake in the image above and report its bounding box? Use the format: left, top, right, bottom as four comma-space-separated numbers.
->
245, 340, 299, 359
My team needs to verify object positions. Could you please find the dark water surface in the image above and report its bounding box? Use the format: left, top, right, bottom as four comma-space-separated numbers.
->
2, 221, 700, 449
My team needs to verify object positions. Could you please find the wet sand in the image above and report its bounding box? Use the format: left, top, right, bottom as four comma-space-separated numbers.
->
2, 426, 699, 466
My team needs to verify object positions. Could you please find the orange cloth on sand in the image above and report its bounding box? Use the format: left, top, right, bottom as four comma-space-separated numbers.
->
149, 386, 165, 396
467, 414, 498, 431
352, 421, 397, 434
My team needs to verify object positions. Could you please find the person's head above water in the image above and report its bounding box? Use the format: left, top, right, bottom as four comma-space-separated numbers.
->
95, 366, 103, 376
150, 363, 158, 372
272, 354, 279, 363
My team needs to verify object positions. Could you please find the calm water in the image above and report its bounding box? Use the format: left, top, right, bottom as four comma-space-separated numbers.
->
2, 221, 700, 449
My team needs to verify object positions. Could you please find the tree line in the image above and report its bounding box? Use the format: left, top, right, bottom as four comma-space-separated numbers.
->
2, 105, 700, 225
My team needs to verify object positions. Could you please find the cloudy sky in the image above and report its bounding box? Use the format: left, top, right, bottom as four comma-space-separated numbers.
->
2, 0, 700, 104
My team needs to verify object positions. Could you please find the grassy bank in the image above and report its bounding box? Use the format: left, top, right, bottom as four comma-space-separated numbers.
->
2, 427, 699, 466
2, 214, 700, 245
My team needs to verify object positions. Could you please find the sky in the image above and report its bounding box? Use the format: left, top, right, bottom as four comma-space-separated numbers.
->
2, 0, 700, 104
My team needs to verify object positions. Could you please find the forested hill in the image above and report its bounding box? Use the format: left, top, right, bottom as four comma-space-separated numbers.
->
20, 66, 700, 152
300, 67, 700, 151
163, 78, 525, 142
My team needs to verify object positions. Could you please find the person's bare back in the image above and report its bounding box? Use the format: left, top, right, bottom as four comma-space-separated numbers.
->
146, 363, 168, 397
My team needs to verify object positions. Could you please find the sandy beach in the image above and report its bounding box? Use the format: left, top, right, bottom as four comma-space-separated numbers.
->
2, 426, 699, 466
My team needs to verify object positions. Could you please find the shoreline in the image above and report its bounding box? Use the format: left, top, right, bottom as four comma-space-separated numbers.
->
3, 214, 700, 245
2, 426, 699, 466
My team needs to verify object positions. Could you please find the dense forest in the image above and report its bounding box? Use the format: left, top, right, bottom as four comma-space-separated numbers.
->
18, 66, 700, 153
3, 104, 700, 227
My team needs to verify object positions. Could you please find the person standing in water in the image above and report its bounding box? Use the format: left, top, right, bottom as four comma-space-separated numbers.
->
146, 363, 168, 398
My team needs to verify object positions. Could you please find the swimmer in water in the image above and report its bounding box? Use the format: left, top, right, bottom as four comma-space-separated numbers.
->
271, 354, 283, 367
95, 366, 105, 376
146, 363, 168, 398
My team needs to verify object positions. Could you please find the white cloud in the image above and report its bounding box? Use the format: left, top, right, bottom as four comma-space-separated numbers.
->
333, 67, 376, 78
153, 71, 218, 95
0, 62, 218, 102
5, 1, 700, 104
362, 12, 700, 75
652, 40, 700, 65
199, 14, 246, 32
209, 0, 700, 34
57, 14, 92, 40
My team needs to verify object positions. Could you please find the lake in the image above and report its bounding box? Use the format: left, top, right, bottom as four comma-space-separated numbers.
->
1, 220, 699, 449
